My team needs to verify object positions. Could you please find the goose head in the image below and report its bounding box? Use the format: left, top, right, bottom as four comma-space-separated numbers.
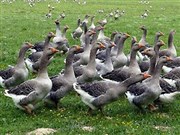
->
158, 56, 173, 65
132, 43, 145, 51
64, 25, 69, 32
109, 41, 116, 48
55, 19, 60, 25
131, 36, 137, 47
86, 29, 96, 37
122, 33, 130, 40
155, 40, 165, 49
23, 42, 34, 49
139, 25, 147, 30
141, 48, 155, 58
95, 42, 106, 50
170, 29, 176, 35
48, 32, 56, 38
91, 15, 95, 22
97, 18, 107, 27
156, 31, 164, 37
70, 45, 84, 54
48, 47, 59, 54
95, 25, 104, 31
110, 31, 118, 40
114, 32, 122, 44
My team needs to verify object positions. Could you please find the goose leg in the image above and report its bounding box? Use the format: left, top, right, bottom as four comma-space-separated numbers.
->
87, 107, 93, 115
99, 107, 104, 116
133, 101, 145, 113
23, 105, 33, 115
148, 104, 158, 111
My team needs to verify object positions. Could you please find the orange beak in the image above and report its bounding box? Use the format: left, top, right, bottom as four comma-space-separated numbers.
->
132, 36, 137, 42
160, 32, 164, 36
98, 42, 105, 49
49, 32, 56, 37
125, 33, 130, 37
143, 73, 151, 79
50, 47, 59, 53
166, 56, 173, 61
27, 42, 33, 48
55, 19, 59, 24
111, 42, 116, 47
90, 30, 96, 35
65, 25, 69, 29
75, 45, 81, 51
159, 40, 165, 46
138, 43, 145, 48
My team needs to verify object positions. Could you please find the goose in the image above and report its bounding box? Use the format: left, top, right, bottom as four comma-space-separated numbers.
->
59, 11, 65, 20
96, 42, 116, 75
53, 20, 62, 42
159, 30, 176, 58
73, 73, 151, 114
97, 18, 108, 27
97, 26, 112, 46
112, 33, 130, 69
25, 32, 56, 73
102, 43, 144, 82
89, 15, 96, 30
44, 45, 83, 108
96, 31, 117, 61
4, 47, 59, 114
139, 39, 165, 73
90, 25, 104, 45
154, 31, 164, 44
52, 20, 69, 53
138, 25, 149, 49
81, 14, 90, 25
141, 10, 149, 19
136, 25, 150, 62
142, 47, 180, 105
126, 36, 138, 63
76, 42, 106, 84
79, 22, 88, 47
45, 9, 52, 18
126, 56, 173, 112
0, 42, 33, 88
71, 18, 83, 40
110, 32, 122, 57
73, 29, 96, 66
55, 25, 70, 54
144, 48, 180, 105
114, 12, 120, 20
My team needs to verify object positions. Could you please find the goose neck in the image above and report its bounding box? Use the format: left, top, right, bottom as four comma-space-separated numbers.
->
142, 29, 147, 39
17, 47, 28, 66
87, 47, 98, 68
152, 61, 164, 80
147, 56, 156, 75
56, 23, 61, 37
64, 53, 75, 78
168, 32, 174, 48
104, 47, 112, 65
117, 38, 125, 55
129, 49, 138, 68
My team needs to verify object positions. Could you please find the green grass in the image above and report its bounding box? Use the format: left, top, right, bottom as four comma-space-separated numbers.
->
0, 0, 180, 134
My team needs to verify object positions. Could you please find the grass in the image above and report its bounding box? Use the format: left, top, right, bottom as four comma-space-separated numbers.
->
0, 0, 180, 134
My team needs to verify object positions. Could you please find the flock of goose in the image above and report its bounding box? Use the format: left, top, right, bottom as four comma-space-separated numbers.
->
0, 14, 179, 115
